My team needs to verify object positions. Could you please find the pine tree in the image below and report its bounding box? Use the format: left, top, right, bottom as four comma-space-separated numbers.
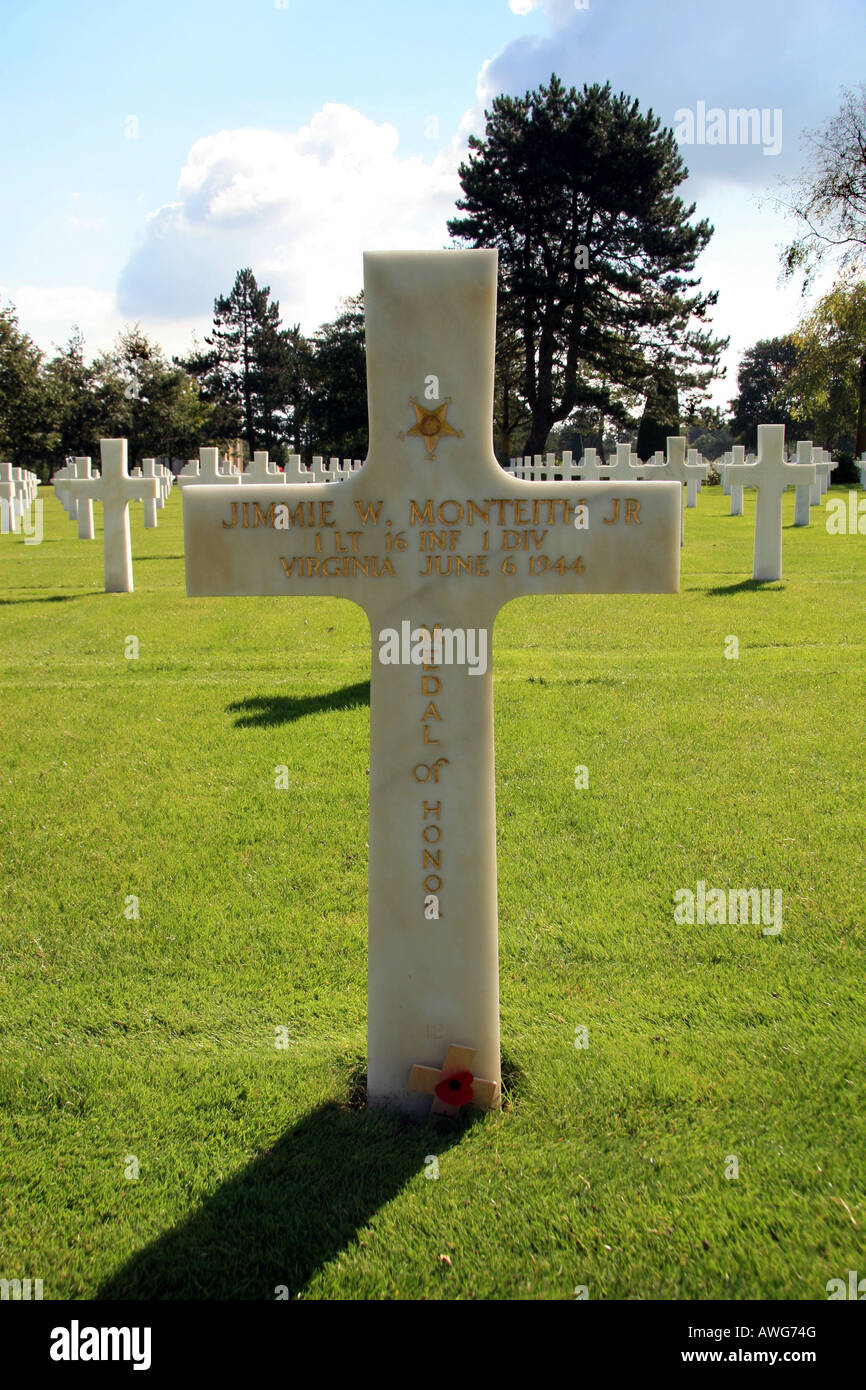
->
636, 363, 680, 460
184, 268, 297, 456
308, 294, 367, 459
448, 76, 727, 454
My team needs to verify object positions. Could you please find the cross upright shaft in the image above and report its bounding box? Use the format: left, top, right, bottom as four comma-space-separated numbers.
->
183, 251, 681, 1115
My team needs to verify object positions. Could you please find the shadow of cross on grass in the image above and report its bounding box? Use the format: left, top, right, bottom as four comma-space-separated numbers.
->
705, 578, 787, 597
227, 680, 370, 729
95, 1100, 463, 1300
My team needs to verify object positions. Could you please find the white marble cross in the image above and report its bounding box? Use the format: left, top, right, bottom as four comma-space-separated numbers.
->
580, 446, 617, 482
558, 451, 582, 482
792, 441, 813, 527
74, 457, 96, 539
0, 461, 21, 532
685, 448, 708, 507
729, 445, 747, 516
50, 464, 71, 518
725, 424, 815, 581
140, 459, 161, 528
154, 462, 170, 507
8, 466, 37, 526
64, 439, 159, 592
809, 448, 826, 506
189, 450, 244, 489
607, 443, 638, 482
177, 459, 201, 490
658, 436, 696, 546
183, 250, 681, 1115
720, 451, 732, 495
62, 463, 80, 521
282, 455, 309, 482
816, 448, 832, 499
243, 450, 282, 483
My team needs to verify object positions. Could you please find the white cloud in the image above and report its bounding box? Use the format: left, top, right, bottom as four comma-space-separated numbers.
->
508, 0, 579, 21
482, 0, 863, 190
66, 214, 106, 232
66, 191, 106, 233
0, 285, 122, 354
474, 0, 863, 408
117, 103, 464, 333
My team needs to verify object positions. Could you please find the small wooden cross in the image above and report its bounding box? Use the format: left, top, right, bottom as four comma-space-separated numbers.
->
409, 1043, 501, 1117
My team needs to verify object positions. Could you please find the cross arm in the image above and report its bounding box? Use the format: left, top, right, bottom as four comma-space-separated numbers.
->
126, 479, 161, 503
183, 479, 382, 606
725, 463, 760, 488
487, 480, 681, 606
64, 476, 103, 500
783, 460, 816, 487
183, 478, 681, 610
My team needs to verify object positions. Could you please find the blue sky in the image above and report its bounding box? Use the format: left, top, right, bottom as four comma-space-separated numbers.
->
1, 0, 863, 408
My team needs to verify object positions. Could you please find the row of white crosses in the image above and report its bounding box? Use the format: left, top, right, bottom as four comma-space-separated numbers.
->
134, 459, 173, 526
53, 458, 97, 537
54, 454, 173, 538
510, 427, 823, 576
718, 440, 834, 533
0, 463, 39, 533
509, 441, 710, 545
177, 450, 364, 488
0, 463, 34, 529
254, 453, 363, 484
506, 452, 584, 482
507, 446, 708, 495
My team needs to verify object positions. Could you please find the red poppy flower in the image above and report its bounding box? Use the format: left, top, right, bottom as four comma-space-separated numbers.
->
435, 1069, 474, 1107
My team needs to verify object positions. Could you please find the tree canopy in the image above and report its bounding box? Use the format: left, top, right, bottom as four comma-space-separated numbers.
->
778, 84, 866, 291
788, 275, 866, 454
448, 75, 727, 455
729, 337, 801, 450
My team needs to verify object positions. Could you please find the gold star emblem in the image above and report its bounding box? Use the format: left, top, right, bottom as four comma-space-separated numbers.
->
399, 397, 463, 458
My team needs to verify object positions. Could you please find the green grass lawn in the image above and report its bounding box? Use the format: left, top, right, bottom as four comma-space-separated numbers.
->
1, 481, 864, 1301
